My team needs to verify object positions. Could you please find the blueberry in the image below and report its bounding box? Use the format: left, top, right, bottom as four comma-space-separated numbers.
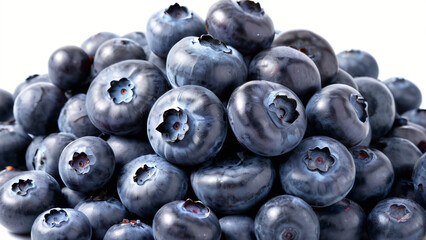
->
122, 31, 151, 58
146, 3, 206, 59
31, 208, 92, 240
413, 153, 426, 209
227, 80, 307, 156
402, 109, 426, 129
166, 34, 248, 100
206, 0, 275, 55
153, 199, 221, 240
147, 85, 227, 166
336, 49, 379, 78
388, 123, 426, 153
117, 154, 188, 220
93, 38, 147, 74
0, 88, 14, 122
279, 136, 356, 207
13, 82, 67, 136
384, 77, 422, 114
86, 59, 169, 136
104, 219, 154, 240
48, 45, 92, 91
305, 84, 370, 147
13, 74, 50, 99
219, 215, 256, 240
272, 29, 338, 85
367, 198, 426, 240
248, 46, 321, 104
0, 124, 32, 169
323, 68, 358, 90
191, 151, 275, 214
80, 31, 119, 61
0, 170, 61, 234
254, 194, 320, 240
58, 136, 115, 193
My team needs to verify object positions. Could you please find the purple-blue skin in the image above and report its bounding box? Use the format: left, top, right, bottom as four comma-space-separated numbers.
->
272, 29, 338, 85
227, 80, 307, 156
315, 198, 366, 240
13, 74, 50, 99
336, 49, 379, 79
61, 186, 86, 208
13, 82, 67, 136
86, 59, 169, 136
305, 84, 370, 147
26, 132, 76, 183
254, 194, 320, 240
81, 31, 119, 61
48, 45, 92, 91
58, 94, 102, 138
104, 219, 154, 240
75, 195, 129, 240
402, 109, 426, 129
375, 137, 422, 181
148, 51, 167, 77
248, 46, 321, 104
0, 124, 32, 169
93, 38, 147, 74
388, 123, 426, 153
117, 154, 188, 220
122, 31, 151, 59
0, 170, 61, 234
354, 76, 396, 141
324, 68, 358, 90
367, 198, 426, 240
206, 0, 275, 55
0, 88, 14, 122
191, 151, 275, 214
413, 153, 426, 209
31, 208, 92, 240
279, 136, 356, 207
153, 199, 221, 240
348, 146, 394, 209
147, 85, 227, 166
58, 136, 115, 193
219, 215, 256, 240
166, 34, 248, 101
146, 3, 206, 59
384, 77, 423, 114
0, 166, 23, 187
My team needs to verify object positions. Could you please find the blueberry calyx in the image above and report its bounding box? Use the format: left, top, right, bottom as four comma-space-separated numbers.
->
32, 147, 47, 170
197, 34, 232, 54
107, 78, 135, 104
345, 49, 361, 55
304, 147, 335, 173
181, 199, 210, 217
237, 0, 264, 15
122, 219, 145, 227
44, 209, 69, 228
68, 148, 96, 175
164, 3, 191, 20
265, 92, 299, 128
11, 179, 34, 196
353, 148, 375, 162
350, 94, 368, 122
133, 164, 157, 186
0, 125, 14, 133
25, 74, 40, 82
281, 227, 297, 240
156, 107, 189, 142
387, 204, 412, 222
290, 46, 315, 60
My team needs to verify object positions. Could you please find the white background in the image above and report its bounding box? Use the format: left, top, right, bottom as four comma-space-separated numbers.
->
0, 0, 425, 239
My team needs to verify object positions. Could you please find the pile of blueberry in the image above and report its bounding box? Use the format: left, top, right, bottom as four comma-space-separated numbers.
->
1, 0, 426, 239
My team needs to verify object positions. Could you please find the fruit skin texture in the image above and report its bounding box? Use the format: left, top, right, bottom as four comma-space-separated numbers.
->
227, 80, 307, 156
248, 46, 321, 104
166, 35, 247, 101
219, 215, 256, 240
367, 198, 426, 240
153, 199, 221, 240
384, 77, 422, 114
0, 170, 61, 234
146, 3, 206, 59
337, 49, 379, 78
31, 208, 92, 240
86, 59, 169, 136
0, 124, 32, 169
279, 136, 356, 207
254, 194, 320, 240
0, 88, 14, 122
103, 219, 154, 240
117, 154, 188, 220
147, 85, 227, 166
205, 0, 275, 55
305, 84, 370, 147
13, 82, 67, 136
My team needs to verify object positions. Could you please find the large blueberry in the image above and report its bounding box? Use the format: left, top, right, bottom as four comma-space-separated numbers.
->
191, 151, 275, 214
166, 34, 247, 100
147, 85, 227, 166
254, 194, 320, 240
227, 80, 306, 156
279, 136, 356, 207
86, 59, 169, 136
384, 77, 422, 114
337, 49, 379, 78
